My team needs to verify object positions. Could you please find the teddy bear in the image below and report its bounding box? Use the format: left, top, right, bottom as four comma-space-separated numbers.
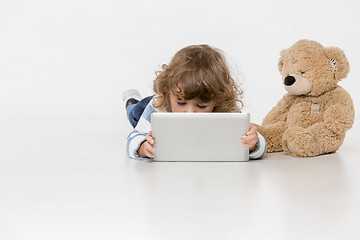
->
256, 39, 355, 157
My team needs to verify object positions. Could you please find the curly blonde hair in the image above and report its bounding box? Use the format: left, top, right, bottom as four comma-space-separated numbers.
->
153, 44, 243, 112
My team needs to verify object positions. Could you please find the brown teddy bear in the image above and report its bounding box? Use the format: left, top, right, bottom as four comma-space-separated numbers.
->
256, 39, 355, 157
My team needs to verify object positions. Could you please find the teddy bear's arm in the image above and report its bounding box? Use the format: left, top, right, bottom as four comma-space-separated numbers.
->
262, 94, 296, 125
323, 102, 355, 135
255, 94, 296, 152
319, 88, 355, 135
255, 122, 287, 152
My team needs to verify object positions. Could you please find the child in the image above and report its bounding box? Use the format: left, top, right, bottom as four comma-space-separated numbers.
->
124, 44, 266, 160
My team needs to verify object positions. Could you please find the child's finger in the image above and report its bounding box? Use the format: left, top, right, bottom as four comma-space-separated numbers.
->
241, 140, 252, 148
145, 149, 154, 158
146, 133, 155, 145
145, 141, 155, 153
243, 144, 251, 148
247, 133, 258, 141
144, 142, 155, 158
241, 135, 258, 149
242, 133, 257, 142
242, 141, 256, 149
246, 124, 257, 135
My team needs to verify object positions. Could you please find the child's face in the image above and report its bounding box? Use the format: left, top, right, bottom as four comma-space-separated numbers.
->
169, 93, 216, 113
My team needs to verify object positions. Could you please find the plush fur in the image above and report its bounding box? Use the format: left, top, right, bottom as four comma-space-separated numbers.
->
256, 39, 355, 157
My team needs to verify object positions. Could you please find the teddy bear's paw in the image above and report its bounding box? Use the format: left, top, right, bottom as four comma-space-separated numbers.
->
284, 140, 298, 155
282, 127, 319, 157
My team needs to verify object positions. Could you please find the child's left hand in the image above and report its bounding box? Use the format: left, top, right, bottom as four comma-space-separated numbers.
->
241, 123, 258, 152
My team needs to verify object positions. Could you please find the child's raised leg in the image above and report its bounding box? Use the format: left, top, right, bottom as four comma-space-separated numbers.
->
122, 89, 153, 128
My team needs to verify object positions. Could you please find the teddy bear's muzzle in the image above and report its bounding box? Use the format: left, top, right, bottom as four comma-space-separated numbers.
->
283, 74, 312, 95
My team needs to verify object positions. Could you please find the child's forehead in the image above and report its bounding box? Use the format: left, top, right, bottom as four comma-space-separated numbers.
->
171, 92, 212, 103
170, 81, 217, 102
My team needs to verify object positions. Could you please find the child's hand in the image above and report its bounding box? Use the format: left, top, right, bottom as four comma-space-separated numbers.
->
241, 123, 258, 152
137, 131, 156, 158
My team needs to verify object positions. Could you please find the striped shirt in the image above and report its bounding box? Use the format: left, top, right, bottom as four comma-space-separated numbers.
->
127, 98, 266, 160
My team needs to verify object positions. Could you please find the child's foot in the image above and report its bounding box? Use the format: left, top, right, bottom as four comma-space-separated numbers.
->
122, 89, 141, 108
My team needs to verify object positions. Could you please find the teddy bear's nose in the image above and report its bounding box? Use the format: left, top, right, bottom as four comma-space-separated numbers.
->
284, 76, 296, 86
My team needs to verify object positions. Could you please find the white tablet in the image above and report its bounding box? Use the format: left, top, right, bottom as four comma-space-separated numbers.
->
151, 112, 250, 162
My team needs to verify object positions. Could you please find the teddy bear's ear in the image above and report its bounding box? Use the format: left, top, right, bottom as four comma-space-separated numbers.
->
325, 47, 350, 81
278, 49, 288, 73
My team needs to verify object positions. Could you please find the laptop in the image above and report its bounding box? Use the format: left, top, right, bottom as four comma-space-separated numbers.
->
151, 112, 250, 162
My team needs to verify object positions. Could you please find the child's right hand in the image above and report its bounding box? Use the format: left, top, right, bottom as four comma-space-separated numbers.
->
137, 131, 156, 158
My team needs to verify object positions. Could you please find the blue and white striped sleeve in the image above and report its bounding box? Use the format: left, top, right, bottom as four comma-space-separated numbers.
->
126, 101, 156, 160
249, 132, 267, 159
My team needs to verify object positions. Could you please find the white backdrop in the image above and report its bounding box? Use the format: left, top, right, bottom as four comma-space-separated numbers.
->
1, 2, 360, 240
0, 0, 359, 123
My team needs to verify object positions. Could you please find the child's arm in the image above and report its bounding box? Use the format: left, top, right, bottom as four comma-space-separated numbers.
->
126, 102, 156, 160
137, 131, 155, 158
241, 123, 267, 159
241, 124, 258, 151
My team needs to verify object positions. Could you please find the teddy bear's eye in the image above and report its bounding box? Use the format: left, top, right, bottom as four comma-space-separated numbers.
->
300, 71, 306, 75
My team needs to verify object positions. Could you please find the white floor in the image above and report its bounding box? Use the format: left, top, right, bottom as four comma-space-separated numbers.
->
1, 116, 359, 240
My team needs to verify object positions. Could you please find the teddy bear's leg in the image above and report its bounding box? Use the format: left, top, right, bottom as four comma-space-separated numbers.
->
282, 125, 345, 157
255, 123, 286, 152
282, 127, 318, 157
